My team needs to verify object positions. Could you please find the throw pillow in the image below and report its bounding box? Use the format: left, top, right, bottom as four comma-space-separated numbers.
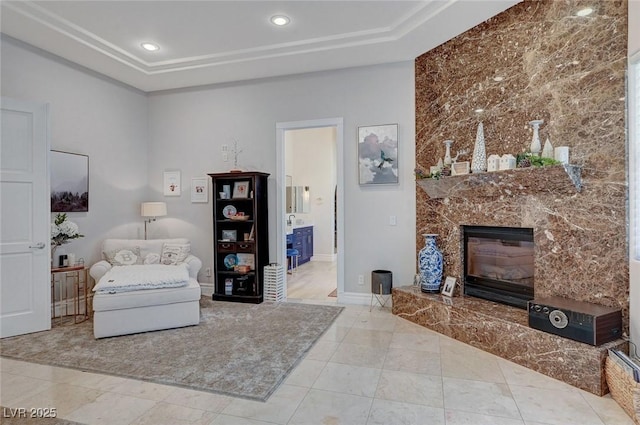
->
160, 243, 190, 265
103, 247, 142, 266
144, 252, 161, 265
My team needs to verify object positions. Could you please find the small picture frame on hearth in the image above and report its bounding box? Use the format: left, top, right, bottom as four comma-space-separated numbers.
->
441, 276, 456, 297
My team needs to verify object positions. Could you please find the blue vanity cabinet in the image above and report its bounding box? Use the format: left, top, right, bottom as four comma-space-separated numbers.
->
293, 226, 313, 265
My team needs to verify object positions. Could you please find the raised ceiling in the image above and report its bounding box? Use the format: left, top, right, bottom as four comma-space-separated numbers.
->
1, 0, 520, 92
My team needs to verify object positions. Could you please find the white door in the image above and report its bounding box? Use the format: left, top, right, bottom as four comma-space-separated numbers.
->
1, 97, 51, 337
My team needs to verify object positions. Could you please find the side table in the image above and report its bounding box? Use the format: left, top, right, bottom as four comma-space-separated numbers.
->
50, 265, 92, 324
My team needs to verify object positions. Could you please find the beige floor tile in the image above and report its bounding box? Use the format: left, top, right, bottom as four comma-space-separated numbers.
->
8, 382, 103, 417
383, 347, 442, 376
444, 409, 525, 424
221, 384, 307, 424
442, 377, 520, 419
374, 369, 443, 408
580, 392, 636, 425
129, 401, 216, 425
163, 387, 232, 413
64, 391, 157, 425
342, 328, 393, 349
497, 358, 579, 392
316, 323, 350, 343
441, 345, 506, 384
304, 340, 339, 361
351, 316, 397, 332
0, 373, 56, 406
312, 362, 381, 398
329, 342, 388, 368
510, 384, 607, 425
288, 389, 373, 425
284, 359, 327, 388
367, 398, 445, 425
389, 331, 439, 352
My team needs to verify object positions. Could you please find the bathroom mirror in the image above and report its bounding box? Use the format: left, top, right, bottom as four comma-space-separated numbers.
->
286, 185, 310, 213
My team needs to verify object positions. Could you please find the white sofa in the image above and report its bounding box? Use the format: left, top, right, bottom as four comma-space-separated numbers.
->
90, 238, 202, 338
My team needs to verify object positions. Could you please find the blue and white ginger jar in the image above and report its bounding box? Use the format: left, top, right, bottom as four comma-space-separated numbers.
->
419, 234, 443, 293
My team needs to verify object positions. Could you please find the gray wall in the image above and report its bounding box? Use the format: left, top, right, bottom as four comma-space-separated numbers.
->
1, 36, 150, 262
2, 36, 417, 298
147, 64, 416, 295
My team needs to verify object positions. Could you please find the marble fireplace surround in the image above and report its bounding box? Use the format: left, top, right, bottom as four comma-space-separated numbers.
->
406, 0, 628, 396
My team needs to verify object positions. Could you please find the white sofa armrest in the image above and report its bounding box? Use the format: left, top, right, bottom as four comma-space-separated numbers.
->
90, 260, 112, 282
183, 255, 202, 280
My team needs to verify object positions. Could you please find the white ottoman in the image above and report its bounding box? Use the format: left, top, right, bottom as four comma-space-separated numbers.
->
92, 278, 201, 338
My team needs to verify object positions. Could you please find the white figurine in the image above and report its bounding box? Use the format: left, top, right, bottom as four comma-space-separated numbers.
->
487, 154, 501, 172
499, 154, 516, 170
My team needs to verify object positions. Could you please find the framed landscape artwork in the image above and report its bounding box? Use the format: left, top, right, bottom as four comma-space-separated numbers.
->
51, 150, 89, 212
358, 124, 399, 185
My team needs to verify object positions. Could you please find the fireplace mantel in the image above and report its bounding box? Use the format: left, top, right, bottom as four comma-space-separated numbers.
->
417, 164, 582, 199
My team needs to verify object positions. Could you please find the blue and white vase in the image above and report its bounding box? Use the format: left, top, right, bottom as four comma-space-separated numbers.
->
419, 234, 443, 293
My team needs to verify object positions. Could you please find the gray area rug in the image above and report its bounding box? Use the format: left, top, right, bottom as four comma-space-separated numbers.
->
0, 298, 343, 401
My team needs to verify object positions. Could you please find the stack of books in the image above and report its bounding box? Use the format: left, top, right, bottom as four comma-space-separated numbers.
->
608, 349, 640, 383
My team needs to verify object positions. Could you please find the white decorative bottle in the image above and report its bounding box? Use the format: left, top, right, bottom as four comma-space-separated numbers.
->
471, 122, 487, 173
529, 120, 544, 156
443, 140, 453, 166
542, 137, 554, 158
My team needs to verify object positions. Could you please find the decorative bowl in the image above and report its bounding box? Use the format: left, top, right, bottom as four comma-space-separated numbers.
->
229, 215, 250, 221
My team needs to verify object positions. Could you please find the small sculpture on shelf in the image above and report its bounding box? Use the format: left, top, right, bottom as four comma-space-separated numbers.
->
443, 140, 453, 166
529, 119, 544, 156
451, 149, 468, 163
542, 137, 554, 159
500, 154, 517, 170
230, 139, 243, 172
487, 154, 501, 172
471, 122, 487, 173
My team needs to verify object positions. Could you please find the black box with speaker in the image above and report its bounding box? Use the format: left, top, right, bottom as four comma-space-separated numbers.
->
528, 296, 622, 346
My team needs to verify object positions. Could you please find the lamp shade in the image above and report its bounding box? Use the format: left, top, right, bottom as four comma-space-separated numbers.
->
141, 202, 167, 217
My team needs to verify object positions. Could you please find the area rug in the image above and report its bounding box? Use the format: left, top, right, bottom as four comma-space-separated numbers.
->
0, 298, 343, 401
328, 288, 337, 297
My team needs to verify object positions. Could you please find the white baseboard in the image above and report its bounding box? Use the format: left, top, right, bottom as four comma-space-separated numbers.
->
311, 254, 337, 262
338, 291, 392, 307
200, 283, 214, 297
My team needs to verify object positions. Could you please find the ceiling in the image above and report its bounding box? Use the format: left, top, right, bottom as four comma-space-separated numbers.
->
1, 0, 520, 93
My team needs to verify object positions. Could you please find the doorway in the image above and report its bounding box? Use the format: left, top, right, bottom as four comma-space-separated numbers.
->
276, 118, 344, 302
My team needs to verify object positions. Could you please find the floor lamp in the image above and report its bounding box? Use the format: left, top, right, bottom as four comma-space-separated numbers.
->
141, 202, 167, 239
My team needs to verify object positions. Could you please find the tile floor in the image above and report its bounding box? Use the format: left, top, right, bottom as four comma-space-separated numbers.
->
285, 260, 337, 302
1, 261, 634, 425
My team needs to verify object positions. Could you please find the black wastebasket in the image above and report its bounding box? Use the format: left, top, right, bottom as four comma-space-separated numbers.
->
371, 270, 392, 295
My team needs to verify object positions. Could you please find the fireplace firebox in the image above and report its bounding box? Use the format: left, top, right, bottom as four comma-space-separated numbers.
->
463, 225, 534, 309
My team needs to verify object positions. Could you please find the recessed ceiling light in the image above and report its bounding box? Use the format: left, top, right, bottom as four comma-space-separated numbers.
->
576, 7, 594, 16
141, 42, 160, 52
270, 15, 290, 26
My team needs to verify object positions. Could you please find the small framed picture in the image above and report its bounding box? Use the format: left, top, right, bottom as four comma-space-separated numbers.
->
221, 229, 237, 242
164, 171, 181, 196
451, 162, 470, 176
233, 181, 250, 198
441, 276, 456, 297
191, 177, 208, 203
